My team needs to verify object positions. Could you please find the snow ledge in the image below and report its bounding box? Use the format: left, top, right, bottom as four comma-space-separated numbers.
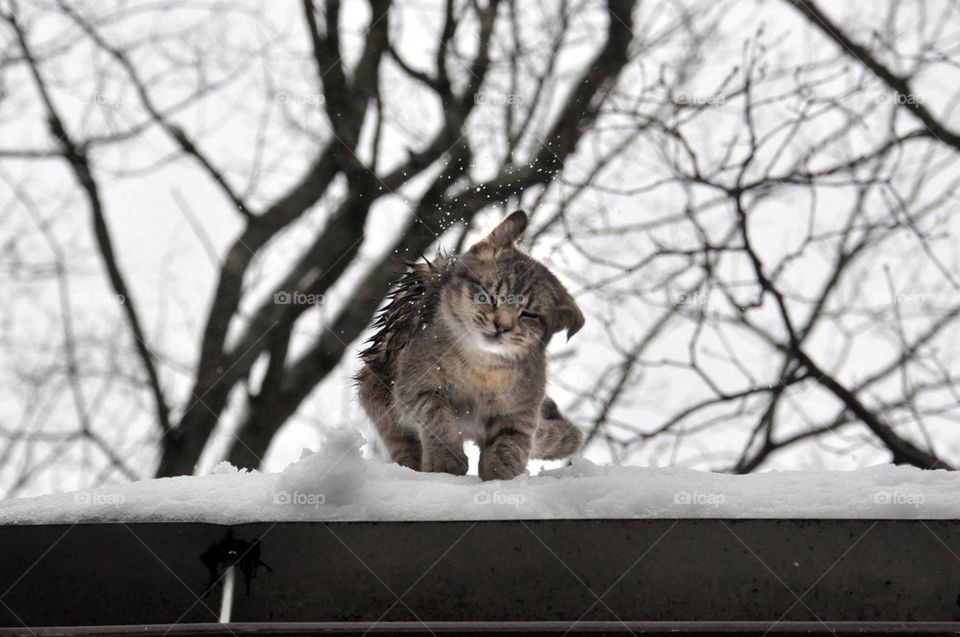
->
1, 430, 958, 524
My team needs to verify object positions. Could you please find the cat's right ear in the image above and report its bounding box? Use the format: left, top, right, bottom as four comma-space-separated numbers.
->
470, 210, 528, 254
549, 289, 585, 342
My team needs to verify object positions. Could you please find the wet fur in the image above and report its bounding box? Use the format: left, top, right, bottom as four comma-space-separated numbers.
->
356, 211, 584, 481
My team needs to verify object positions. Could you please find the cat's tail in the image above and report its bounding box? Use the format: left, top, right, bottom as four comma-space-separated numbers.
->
531, 397, 583, 460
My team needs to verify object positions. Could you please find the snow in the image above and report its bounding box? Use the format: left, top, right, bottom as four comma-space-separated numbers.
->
0, 429, 957, 524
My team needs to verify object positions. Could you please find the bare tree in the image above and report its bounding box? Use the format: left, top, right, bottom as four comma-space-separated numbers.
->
567, 0, 960, 471
1, 0, 958, 494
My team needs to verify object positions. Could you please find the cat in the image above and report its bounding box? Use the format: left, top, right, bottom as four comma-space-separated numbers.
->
355, 210, 584, 481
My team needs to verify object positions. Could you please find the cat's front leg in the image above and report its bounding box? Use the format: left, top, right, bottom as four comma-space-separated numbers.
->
479, 414, 536, 481
400, 390, 469, 475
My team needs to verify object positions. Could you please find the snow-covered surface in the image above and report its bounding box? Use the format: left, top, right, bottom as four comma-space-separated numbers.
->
1, 430, 957, 524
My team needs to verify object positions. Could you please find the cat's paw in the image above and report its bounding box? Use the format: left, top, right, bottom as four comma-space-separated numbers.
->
392, 452, 422, 472
422, 450, 469, 476
478, 457, 526, 481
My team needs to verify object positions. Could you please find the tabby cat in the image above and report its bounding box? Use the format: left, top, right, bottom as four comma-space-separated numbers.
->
356, 211, 584, 481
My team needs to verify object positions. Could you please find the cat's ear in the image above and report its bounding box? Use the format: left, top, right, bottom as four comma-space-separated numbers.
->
470, 210, 527, 253
549, 289, 585, 342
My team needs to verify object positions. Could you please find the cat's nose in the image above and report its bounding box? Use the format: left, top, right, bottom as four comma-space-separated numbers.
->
493, 316, 513, 334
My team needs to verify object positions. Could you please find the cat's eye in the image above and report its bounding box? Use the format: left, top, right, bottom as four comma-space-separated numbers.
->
520, 310, 540, 321
473, 286, 494, 305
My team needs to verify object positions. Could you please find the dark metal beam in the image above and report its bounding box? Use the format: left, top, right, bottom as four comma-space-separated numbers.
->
1, 620, 960, 636
1, 520, 958, 628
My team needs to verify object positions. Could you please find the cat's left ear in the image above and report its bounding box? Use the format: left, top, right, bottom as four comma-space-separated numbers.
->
550, 289, 585, 342
470, 210, 527, 253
